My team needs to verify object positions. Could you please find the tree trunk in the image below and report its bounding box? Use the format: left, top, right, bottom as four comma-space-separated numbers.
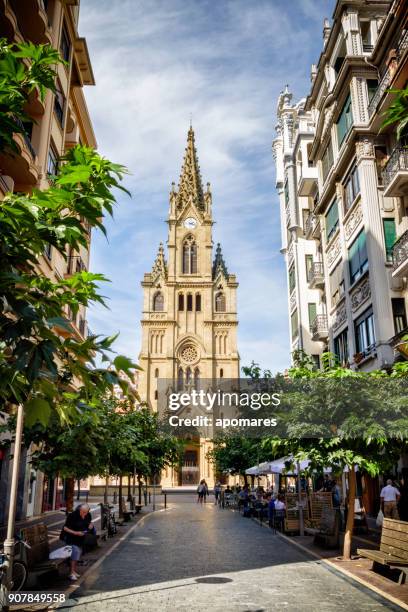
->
243, 474, 248, 486
104, 473, 109, 504
76, 478, 81, 500
65, 477, 75, 513
138, 474, 142, 505
118, 475, 123, 518
343, 465, 356, 560
127, 474, 132, 501
132, 468, 136, 497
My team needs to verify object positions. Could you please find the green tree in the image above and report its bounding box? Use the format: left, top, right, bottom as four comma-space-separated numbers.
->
262, 352, 408, 559
0, 39, 138, 427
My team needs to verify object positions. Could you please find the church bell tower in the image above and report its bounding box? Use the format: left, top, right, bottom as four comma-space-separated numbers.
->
138, 127, 239, 487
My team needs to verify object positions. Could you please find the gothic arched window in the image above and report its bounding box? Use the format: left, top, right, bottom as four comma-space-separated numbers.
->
195, 293, 201, 311
177, 367, 183, 391
220, 368, 224, 378
186, 367, 192, 384
178, 293, 184, 311
215, 292, 226, 312
194, 367, 200, 390
154, 368, 159, 378
187, 293, 193, 311
182, 236, 198, 274
153, 291, 164, 311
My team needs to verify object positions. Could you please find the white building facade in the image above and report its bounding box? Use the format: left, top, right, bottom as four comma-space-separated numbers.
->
273, 0, 408, 371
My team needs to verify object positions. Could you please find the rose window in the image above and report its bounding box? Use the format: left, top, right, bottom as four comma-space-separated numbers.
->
181, 345, 198, 363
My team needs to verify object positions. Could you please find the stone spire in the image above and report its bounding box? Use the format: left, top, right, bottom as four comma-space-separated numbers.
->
151, 242, 167, 279
212, 243, 228, 280
176, 127, 205, 211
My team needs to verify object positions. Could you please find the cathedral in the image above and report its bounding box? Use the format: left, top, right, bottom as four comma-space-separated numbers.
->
138, 127, 240, 488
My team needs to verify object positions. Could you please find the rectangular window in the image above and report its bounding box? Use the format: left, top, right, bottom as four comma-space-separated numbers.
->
47, 142, 59, 176
392, 298, 407, 334
325, 199, 339, 242
344, 165, 360, 213
336, 94, 353, 146
321, 140, 334, 183
355, 308, 375, 355
305, 255, 313, 280
54, 83, 65, 127
383, 218, 396, 263
288, 266, 296, 294
348, 230, 368, 284
308, 303, 317, 331
360, 21, 373, 52
60, 25, 71, 62
334, 328, 349, 366
367, 79, 378, 102
187, 294, 193, 311
291, 309, 298, 340
329, 260, 344, 307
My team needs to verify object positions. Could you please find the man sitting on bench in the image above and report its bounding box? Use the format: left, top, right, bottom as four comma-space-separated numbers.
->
63, 503, 95, 582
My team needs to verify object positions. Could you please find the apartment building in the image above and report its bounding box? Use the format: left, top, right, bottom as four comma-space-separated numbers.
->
0, 0, 96, 523
273, 0, 408, 372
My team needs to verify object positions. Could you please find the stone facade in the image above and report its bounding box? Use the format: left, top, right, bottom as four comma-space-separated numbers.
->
138, 128, 240, 487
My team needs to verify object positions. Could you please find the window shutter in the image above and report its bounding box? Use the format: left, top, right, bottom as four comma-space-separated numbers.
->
308, 303, 317, 327
383, 219, 396, 261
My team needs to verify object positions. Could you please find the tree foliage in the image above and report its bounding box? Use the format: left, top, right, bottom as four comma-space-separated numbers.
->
381, 86, 408, 141
0, 39, 138, 427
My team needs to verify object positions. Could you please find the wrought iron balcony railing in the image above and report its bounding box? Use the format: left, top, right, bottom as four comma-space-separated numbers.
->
307, 262, 324, 284
14, 117, 37, 159
310, 314, 328, 338
392, 230, 408, 272
382, 146, 408, 189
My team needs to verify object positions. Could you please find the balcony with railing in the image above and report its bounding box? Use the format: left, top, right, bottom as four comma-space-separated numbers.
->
382, 146, 408, 197
0, 118, 39, 186
368, 29, 408, 118
392, 230, 408, 278
298, 167, 318, 197
307, 262, 325, 289
66, 255, 87, 276
310, 314, 328, 341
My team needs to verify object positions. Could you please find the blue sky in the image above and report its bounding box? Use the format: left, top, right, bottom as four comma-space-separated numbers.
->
79, 0, 334, 374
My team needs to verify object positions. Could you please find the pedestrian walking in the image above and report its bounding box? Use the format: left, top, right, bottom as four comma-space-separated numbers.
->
214, 481, 222, 505
197, 479, 208, 504
380, 479, 400, 519
63, 503, 94, 581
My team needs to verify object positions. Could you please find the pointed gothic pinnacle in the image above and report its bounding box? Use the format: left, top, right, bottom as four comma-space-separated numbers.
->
176, 127, 205, 209
212, 243, 228, 279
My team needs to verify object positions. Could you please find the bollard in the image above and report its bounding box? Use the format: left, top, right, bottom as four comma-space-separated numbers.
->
164, 492, 167, 509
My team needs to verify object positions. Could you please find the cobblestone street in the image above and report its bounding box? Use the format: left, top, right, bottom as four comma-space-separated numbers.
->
59, 495, 401, 612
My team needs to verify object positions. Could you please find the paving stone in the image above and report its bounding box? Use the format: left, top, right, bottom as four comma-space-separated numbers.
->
64, 496, 400, 611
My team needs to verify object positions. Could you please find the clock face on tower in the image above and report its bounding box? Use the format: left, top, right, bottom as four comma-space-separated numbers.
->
183, 217, 197, 230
